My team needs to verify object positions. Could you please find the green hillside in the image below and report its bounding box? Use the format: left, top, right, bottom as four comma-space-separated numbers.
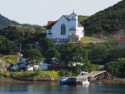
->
78, 16, 90, 24
82, 0, 125, 36
0, 25, 45, 43
0, 14, 19, 28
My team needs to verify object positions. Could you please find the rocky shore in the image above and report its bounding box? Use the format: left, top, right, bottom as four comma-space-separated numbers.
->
0, 77, 58, 84
101, 78, 125, 84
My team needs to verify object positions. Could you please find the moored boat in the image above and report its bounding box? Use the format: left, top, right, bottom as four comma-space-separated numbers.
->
82, 78, 90, 85
59, 77, 68, 85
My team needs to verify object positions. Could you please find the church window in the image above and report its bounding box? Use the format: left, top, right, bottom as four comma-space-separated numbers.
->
61, 24, 66, 35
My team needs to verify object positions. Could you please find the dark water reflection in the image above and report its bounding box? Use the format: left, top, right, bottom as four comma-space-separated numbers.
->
0, 83, 125, 94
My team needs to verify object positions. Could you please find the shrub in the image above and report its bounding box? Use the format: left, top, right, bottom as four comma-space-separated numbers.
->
105, 61, 125, 77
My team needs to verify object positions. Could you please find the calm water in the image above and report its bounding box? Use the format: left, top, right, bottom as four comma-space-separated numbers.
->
0, 83, 125, 94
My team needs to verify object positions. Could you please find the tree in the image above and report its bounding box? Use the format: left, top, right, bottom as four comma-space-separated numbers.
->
46, 47, 60, 58
0, 35, 19, 55
59, 43, 77, 65
25, 49, 43, 65
60, 43, 88, 65
40, 38, 55, 51
46, 47, 60, 63
108, 47, 125, 61
0, 26, 35, 42
70, 46, 88, 64
88, 44, 109, 64
105, 60, 125, 77
82, 62, 98, 72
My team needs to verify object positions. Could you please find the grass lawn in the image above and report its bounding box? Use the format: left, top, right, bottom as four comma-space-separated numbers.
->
81, 37, 106, 43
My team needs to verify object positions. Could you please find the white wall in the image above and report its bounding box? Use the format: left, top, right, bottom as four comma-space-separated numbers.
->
76, 27, 84, 40
50, 16, 70, 39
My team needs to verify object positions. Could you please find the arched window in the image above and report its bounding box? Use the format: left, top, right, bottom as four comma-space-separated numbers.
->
61, 24, 66, 35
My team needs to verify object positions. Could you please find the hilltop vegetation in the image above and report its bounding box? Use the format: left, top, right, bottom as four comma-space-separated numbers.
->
0, 25, 45, 55
78, 16, 90, 24
0, 14, 19, 28
81, 0, 125, 37
0, 25, 45, 43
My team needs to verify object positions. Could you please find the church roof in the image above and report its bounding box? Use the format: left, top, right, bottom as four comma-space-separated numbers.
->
47, 14, 83, 29
63, 15, 70, 20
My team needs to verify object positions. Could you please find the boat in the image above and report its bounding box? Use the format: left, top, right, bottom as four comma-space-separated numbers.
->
82, 78, 90, 85
59, 77, 68, 85
59, 71, 90, 85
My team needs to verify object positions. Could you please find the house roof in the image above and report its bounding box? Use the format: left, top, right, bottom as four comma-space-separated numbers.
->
120, 37, 125, 43
47, 21, 57, 29
47, 21, 55, 26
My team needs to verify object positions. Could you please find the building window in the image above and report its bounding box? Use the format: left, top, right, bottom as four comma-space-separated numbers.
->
61, 24, 66, 35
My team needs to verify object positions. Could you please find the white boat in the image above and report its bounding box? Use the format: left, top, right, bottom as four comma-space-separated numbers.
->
59, 77, 68, 84
78, 71, 90, 85
82, 78, 90, 85
60, 71, 90, 85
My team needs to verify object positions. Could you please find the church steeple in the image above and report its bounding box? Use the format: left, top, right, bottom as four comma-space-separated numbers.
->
72, 10, 77, 16
70, 11, 77, 20
69, 12, 78, 31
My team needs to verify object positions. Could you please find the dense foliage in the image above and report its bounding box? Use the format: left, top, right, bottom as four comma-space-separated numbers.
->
25, 49, 43, 65
59, 43, 88, 65
82, 0, 125, 36
105, 59, 125, 78
0, 71, 60, 79
0, 55, 20, 64
0, 35, 19, 54
78, 16, 90, 24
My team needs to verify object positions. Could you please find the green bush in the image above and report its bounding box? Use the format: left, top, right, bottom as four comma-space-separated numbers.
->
39, 71, 60, 78
83, 63, 98, 72
0, 71, 60, 79
105, 61, 125, 77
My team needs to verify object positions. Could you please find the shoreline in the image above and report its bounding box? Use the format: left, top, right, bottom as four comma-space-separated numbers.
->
0, 77, 125, 84
0, 77, 59, 84
101, 78, 125, 84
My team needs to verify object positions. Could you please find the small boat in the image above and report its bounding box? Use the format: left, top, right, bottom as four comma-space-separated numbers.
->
59, 71, 90, 85
59, 77, 68, 85
82, 78, 90, 85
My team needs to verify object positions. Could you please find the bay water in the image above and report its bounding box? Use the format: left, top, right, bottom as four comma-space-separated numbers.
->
0, 83, 125, 94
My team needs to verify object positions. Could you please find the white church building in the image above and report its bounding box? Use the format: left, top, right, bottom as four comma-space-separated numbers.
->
46, 12, 85, 42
